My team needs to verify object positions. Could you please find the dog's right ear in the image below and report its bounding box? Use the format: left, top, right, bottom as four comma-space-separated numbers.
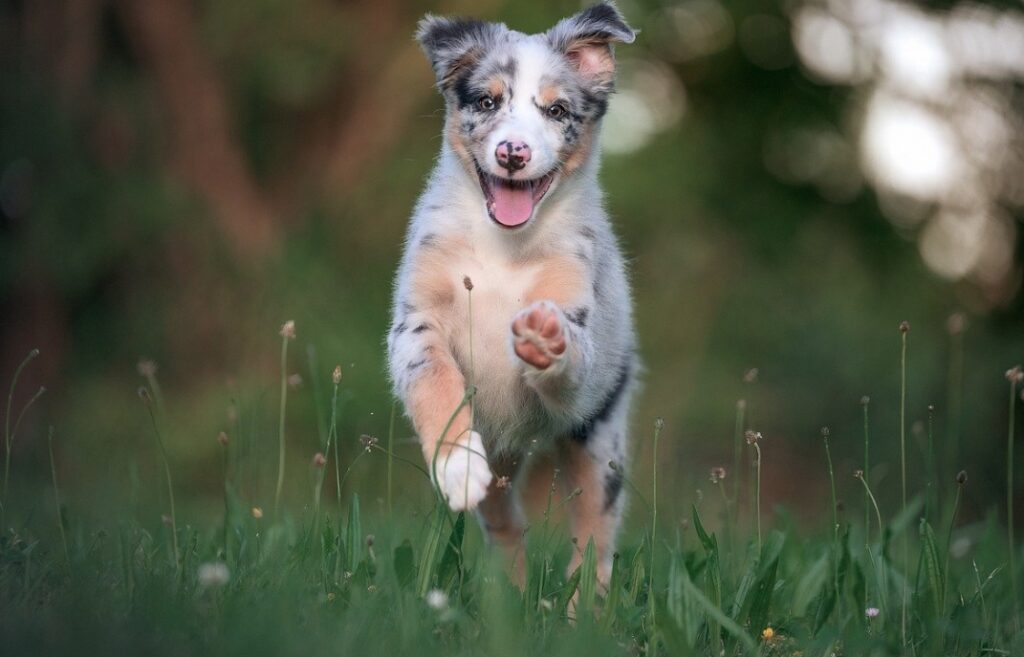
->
416, 15, 498, 92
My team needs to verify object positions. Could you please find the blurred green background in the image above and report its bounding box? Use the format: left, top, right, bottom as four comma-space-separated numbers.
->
2, 0, 1023, 535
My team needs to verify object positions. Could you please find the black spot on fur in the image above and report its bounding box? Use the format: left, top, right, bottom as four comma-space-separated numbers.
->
392, 321, 408, 335
567, 307, 589, 328
412, 323, 431, 334
407, 358, 428, 372
603, 469, 623, 512
495, 57, 516, 80
454, 73, 479, 109
419, 233, 439, 249
571, 358, 632, 442
418, 18, 490, 57
564, 121, 580, 143
417, 18, 498, 94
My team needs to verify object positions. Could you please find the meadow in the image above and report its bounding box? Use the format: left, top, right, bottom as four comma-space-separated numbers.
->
1, 319, 1021, 657
4, 1, 1024, 655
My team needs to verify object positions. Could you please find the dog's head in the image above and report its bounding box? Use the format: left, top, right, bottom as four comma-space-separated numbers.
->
417, 2, 635, 229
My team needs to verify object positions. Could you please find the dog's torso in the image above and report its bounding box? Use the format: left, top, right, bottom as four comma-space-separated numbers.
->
391, 148, 635, 455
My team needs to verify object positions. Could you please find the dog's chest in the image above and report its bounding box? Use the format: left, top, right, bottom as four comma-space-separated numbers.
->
442, 243, 546, 421
448, 249, 533, 370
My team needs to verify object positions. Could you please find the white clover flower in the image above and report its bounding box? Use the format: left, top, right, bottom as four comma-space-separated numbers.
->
865, 607, 880, 619
426, 588, 448, 610
197, 562, 230, 588
950, 536, 971, 559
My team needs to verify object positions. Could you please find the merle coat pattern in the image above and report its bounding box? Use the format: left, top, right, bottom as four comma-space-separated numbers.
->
387, 2, 638, 585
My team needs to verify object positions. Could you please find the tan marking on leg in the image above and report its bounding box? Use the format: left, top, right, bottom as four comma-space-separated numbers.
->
476, 457, 527, 586
562, 441, 618, 586
407, 350, 472, 465
524, 256, 587, 307
520, 454, 567, 520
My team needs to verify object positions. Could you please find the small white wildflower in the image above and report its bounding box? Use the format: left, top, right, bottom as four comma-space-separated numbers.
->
426, 588, 448, 610
865, 607, 880, 618
197, 562, 230, 588
950, 536, 971, 559
539, 598, 553, 611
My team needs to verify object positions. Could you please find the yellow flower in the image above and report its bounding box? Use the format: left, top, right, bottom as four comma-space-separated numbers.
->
761, 626, 775, 640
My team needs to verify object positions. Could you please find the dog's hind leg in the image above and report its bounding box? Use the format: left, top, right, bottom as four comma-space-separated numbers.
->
559, 408, 628, 587
475, 454, 528, 586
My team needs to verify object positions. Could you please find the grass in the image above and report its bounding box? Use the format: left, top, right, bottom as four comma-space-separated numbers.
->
0, 323, 1022, 657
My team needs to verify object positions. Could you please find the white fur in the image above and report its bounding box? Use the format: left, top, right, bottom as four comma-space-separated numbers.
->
479, 39, 565, 182
433, 431, 492, 512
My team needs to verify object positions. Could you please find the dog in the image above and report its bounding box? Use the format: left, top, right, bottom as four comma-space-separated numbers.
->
387, 2, 638, 585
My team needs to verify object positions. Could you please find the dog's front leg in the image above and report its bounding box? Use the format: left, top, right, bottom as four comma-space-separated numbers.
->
510, 299, 595, 417
389, 307, 493, 512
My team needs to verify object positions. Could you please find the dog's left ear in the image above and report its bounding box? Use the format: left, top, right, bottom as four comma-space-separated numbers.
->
546, 2, 636, 93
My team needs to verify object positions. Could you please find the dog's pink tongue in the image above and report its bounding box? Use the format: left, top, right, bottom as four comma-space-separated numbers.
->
491, 183, 533, 227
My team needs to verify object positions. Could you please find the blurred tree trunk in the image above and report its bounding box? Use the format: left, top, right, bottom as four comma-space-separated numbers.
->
115, 0, 278, 262
272, 2, 428, 209
22, 0, 103, 110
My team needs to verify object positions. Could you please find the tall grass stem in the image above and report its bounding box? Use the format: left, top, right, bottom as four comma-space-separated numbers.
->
899, 323, 909, 646
47, 426, 71, 574
862, 397, 871, 549
143, 391, 179, 568
754, 441, 762, 555
1008, 371, 1020, 632
274, 329, 292, 517
3, 348, 41, 529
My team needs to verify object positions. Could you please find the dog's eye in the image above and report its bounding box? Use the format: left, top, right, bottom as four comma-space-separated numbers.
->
478, 96, 496, 111
544, 103, 569, 118
546, 103, 567, 119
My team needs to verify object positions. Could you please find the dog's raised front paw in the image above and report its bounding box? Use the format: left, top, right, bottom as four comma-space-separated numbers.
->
512, 300, 567, 370
434, 431, 492, 511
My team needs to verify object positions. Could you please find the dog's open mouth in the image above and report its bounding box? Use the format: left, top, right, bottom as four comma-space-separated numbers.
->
476, 166, 555, 228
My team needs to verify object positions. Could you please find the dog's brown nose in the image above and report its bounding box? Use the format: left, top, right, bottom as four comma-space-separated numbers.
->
495, 140, 531, 173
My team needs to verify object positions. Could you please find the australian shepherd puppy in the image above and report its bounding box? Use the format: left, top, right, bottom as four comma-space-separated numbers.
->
387, 2, 638, 585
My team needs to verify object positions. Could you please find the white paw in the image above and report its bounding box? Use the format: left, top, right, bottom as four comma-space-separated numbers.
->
434, 431, 492, 512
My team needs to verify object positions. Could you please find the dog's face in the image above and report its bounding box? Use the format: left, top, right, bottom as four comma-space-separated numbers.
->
417, 3, 635, 229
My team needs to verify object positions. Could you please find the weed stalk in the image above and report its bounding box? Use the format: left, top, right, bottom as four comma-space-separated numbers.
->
47, 426, 71, 575
3, 348, 42, 529
274, 321, 296, 517
899, 321, 909, 646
